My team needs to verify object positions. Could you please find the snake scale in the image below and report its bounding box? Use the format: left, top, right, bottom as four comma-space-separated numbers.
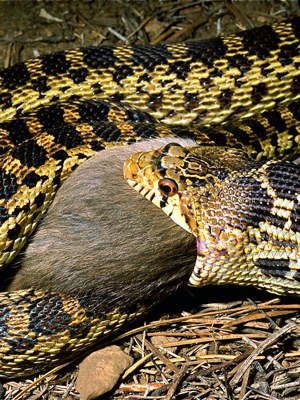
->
0, 17, 299, 378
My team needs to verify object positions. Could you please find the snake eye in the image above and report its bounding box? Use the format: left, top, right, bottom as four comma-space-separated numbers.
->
158, 178, 178, 196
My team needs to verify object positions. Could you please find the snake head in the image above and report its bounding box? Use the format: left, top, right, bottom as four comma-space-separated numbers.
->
125, 142, 300, 296
124, 142, 241, 235
124, 142, 200, 234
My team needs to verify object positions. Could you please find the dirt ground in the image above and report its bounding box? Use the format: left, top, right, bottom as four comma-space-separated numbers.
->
0, 1, 299, 399
0, 0, 299, 67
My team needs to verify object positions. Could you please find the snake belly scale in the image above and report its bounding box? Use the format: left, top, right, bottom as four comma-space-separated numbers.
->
0, 17, 299, 378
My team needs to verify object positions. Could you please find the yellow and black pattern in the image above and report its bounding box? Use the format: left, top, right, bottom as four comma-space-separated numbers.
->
0, 17, 300, 125
124, 144, 300, 296
0, 288, 145, 377
0, 99, 300, 272
0, 17, 299, 378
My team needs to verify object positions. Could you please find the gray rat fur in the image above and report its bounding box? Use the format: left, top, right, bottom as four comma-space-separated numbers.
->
9, 138, 197, 309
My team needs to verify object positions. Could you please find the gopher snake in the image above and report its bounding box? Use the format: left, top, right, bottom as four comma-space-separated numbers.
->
124, 144, 300, 295
0, 17, 299, 378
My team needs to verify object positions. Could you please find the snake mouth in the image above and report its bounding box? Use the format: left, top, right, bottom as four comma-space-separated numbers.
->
124, 148, 160, 184
123, 151, 159, 203
124, 146, 197, 235
123, 157, 138, 184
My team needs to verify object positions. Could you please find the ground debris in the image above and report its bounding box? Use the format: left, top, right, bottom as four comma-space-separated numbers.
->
1, 1, 299, 399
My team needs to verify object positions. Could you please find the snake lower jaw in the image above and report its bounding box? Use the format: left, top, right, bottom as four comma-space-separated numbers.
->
189, 255, 300, 296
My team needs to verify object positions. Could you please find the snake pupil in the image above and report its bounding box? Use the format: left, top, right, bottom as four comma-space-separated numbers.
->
158, 178, 178, 196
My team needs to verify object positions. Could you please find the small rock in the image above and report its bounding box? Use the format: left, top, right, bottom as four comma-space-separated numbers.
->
76, 345, 133, 400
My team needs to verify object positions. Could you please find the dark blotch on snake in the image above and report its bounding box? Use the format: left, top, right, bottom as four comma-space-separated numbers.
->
0, 62, 30, 90
81, 46, 118, 70
0, 119, 32, 147
241, 24, 280, 59
131, 44, 172, 72
68, 67, 89, 84
263, 110, 287, 132
41, 52, 71, 76
251, 82, 268, 105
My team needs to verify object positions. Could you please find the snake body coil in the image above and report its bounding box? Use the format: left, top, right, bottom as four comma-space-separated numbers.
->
0, 17, 299, 378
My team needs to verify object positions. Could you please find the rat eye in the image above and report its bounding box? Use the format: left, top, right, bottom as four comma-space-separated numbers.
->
158, 178, 178, 196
